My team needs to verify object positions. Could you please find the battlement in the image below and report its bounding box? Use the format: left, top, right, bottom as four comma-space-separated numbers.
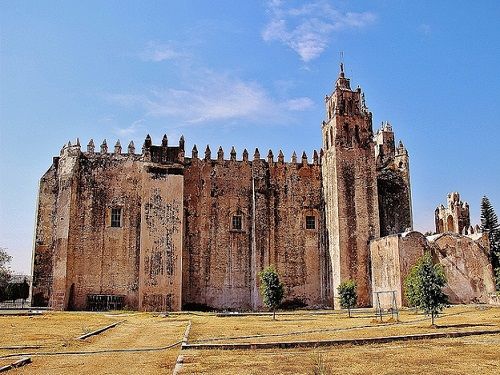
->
188, 144, 321, 168
57, 134, 324, 172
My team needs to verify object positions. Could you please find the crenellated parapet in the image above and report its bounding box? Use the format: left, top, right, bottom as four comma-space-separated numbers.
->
58, 134, 186, 165
186, 144, 322, 169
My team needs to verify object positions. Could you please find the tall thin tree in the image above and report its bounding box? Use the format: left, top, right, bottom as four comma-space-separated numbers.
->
480, 196, 500, 273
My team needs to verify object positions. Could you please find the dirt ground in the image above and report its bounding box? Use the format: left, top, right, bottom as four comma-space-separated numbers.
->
1, 312, 187, 374
0, 306, 499, 374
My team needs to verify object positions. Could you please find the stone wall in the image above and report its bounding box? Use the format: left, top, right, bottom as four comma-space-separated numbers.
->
31, 162, 58, 307
182, 149, 330, 310
429, 233, 495, 303
370, 232, 426, 308
371, 231, 495, 308
139, 166, 183, 311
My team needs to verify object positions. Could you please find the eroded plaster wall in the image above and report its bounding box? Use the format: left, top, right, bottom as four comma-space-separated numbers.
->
182, 151, 330, 310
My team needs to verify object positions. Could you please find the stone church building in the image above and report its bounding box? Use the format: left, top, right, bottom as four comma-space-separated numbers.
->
31, 65, 494, 311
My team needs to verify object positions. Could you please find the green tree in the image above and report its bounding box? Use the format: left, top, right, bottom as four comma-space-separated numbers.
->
20, 278, 30, 308
405, 253, 448, 325
259, 265, 285, 320
0, 247, 12, 302
480, 196, 500, 278
403, 266, 421, 311
337, 280, 357, 317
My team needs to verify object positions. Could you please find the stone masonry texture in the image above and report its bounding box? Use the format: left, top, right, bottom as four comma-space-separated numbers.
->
31, 66, 491, 311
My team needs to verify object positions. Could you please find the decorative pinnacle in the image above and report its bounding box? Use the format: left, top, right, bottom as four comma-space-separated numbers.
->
267, 149, 274, 163
230, 146, 236, 161
100, 139, 108, 153
162, 134, 168, 147
192, 144, 198, 158
278, 150, 284, 164
128, 141, 135, 154
205, 145, 211, 160
217, 146, 224, 161
242, 148, 249, 161
179, 135, 185, 150
87, 139, 95, 153
114, 140, 122, 154
291, 151, 297, 163
253, 148, 260, 160
143, 134, 152, 149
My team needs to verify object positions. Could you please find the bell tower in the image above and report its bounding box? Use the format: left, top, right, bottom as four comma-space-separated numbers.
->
322, 64, 380, 307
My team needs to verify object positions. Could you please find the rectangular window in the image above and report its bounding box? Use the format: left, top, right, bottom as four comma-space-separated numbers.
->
232, 215, 242, 230
111, 208, 122, 227
306, 215, 316, 229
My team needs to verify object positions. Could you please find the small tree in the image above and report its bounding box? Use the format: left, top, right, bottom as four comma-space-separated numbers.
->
0, 247, 12, 302
403, 266, 421, 312
259, 265, 285, 320
481, 196, 500, 283
20, 278, 30, 308
337, 280, 357, 317
406, 253, 448, 325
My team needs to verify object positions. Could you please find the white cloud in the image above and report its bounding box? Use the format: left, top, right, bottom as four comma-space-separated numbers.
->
283, 97, 314, 111
107, 71, 314, 125
114, 119, 146, 137
262, 1, 376, 62
140, 41, 182, 62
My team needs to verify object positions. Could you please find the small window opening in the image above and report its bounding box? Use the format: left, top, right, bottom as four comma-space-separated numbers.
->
232, 215, 242, 230
111, 208, 122, 227
306, 216, 316, 229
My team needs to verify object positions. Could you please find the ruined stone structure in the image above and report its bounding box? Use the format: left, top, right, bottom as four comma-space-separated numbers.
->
372, 192, 495, 308
435, 192, 471, 234
371, 230, 495, 307
32, 65, 490, 312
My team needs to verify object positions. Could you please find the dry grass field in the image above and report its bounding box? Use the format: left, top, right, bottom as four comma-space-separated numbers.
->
0, 305, 498, 374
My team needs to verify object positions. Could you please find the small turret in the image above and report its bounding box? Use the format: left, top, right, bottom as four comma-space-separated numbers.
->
313, 150, 319, 165
267, 150, 274, 164
100, 139, 108, 154
242, 149, 249, 162
114, 140, 122, 154
87, 139, 95, 154
230, 146, 236, 161
192, 145, 198, 159
128, 141, 135, 154
301, 151, 308, 166
217, 146, 224, 162
142, 134, 151, 160
253, 148, 260, 160
278, 150, 284, 164
161, 134, 168, 147
291, 151, 297, 163
335, 63, 351, 90
205, 145, 211, 160
179, 135, 185, 150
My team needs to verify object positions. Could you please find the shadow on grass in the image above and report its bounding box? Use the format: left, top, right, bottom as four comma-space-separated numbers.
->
436, 323, 495, 329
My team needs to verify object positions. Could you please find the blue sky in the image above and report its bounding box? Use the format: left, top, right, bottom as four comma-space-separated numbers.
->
1, 1, 499, 274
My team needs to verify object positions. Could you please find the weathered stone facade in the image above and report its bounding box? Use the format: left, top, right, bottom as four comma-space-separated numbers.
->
435, 192, 471, 234
32, 66, 488, 311
371, 231, 495, 308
